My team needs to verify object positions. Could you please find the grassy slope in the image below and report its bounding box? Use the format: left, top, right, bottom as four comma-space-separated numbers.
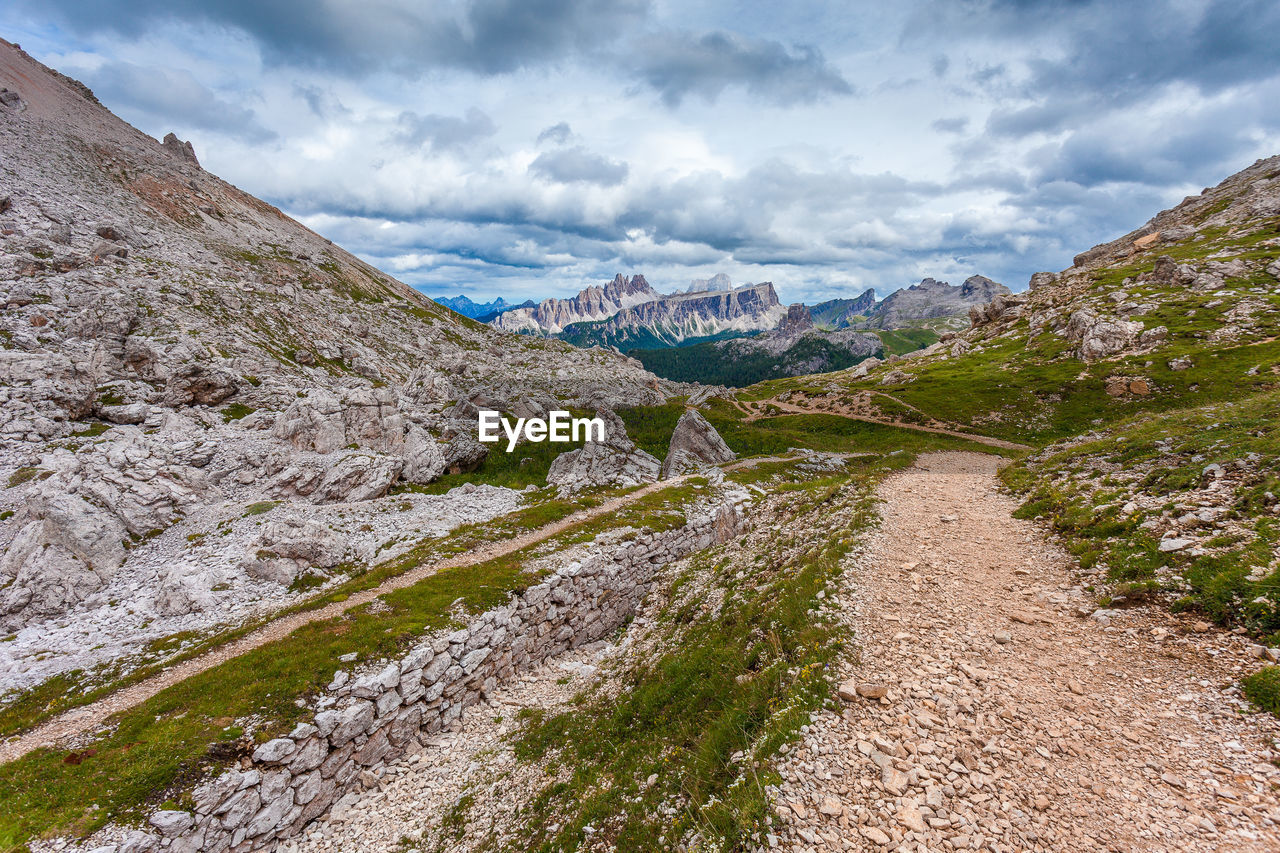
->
1002, 390, 1280, 640
502, 455, 898, 851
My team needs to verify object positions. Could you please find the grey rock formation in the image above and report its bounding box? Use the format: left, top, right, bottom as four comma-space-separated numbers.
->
661, 410, 736, 478
0, 39, 685, 633
686, 272, 733, 293
546, 409, 660, 493
1064, 308, 1145, 361
807, 289, 877, 329
864, 275, 1010, 330
491, 274, 659, 335
559, 282, 787, 349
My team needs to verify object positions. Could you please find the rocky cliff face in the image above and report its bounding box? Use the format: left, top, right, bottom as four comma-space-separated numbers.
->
490, 273, 659, 335
559, 282, 788, 350
0, 40, 682, 670
863, 275, 1009, 329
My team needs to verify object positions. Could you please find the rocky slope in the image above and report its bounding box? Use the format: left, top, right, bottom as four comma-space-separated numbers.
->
488, 273, 659, 335
0, 40, 682, 687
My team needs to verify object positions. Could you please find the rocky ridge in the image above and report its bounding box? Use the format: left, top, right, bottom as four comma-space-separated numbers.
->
488, 273, 659, 335
557, 281, 789, 350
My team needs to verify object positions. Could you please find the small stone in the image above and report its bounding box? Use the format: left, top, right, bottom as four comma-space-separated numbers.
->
818, 796, 843, 816
898, 802, 927, 833
882, 765, 910, 795
861, 826, 892, 845
993, 631, 1012, 644
148, 810, 194, 837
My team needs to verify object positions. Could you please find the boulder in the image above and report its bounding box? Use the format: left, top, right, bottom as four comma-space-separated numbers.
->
257, 517, 345, 569
401, 423, 447, 483
273, 390, 345, 454
661, 410, 735, 479
165, 362, 239, 406
155, 564, 224, 615
1064, 309, 1143, 361
310, 452, 402, 503
547, 409, 659, 493
1028, 271, 1059, 290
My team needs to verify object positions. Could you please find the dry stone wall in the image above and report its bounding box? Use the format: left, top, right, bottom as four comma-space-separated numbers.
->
108, 490, 750, 853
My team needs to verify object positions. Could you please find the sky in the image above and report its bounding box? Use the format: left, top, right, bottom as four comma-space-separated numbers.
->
3, 0, 1279, 305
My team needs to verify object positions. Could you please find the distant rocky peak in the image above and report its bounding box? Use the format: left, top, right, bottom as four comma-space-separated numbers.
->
778, 303, 814, 335
687, 272, 733, 293
605, 273, 657, 300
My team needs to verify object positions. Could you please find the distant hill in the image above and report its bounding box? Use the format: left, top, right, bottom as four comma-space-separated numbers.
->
809, 289, 877, 329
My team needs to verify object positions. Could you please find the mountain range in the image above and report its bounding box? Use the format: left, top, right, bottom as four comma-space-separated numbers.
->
431, 294, 535, 321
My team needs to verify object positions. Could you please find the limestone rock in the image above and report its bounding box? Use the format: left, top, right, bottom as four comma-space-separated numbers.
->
545, 408, 659, 493
661, 410, 736, 479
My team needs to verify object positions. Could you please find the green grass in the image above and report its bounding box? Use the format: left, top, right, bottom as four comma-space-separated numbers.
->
875, 327, 939, 357
504, 462, 883, 851
5, 468, 41, 489
617, 401, 1014, 462
1241, 667, 1280, 718
219, 403, 256, 423
0, 481, 720, 849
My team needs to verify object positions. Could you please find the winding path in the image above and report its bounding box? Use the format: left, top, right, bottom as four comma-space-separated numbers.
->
773, 452, 1280, 851
0, 455, 796, 765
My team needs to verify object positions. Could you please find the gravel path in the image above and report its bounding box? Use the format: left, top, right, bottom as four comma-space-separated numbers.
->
772, 452, 1280, 851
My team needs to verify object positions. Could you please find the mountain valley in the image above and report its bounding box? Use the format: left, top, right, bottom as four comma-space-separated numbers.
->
1, 31, 1280, 853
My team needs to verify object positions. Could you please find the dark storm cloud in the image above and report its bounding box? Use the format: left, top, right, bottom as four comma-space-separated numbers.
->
392, 108, 497, 152
917, 0, 1280, 137
627, 30, 854, 107
529, 147, 629, 186
22, 0, 651, 76
77, 60, 275, 141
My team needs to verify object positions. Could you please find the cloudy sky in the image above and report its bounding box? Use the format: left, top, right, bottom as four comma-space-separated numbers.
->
4, 1, 1279, 304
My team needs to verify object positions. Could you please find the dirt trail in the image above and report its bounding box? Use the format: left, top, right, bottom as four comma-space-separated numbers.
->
0, 454, 805, 766
773, 452, 1280, 851
0, 474, 709, 765
746, 399, 1032, 451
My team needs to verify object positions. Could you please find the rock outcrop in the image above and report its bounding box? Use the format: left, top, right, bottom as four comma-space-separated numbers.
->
557, 282, 788, 350
863, 275, 1010, 330
545, 409, 660, 493
661, 410, 736, 478
490, 274, 659, 335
